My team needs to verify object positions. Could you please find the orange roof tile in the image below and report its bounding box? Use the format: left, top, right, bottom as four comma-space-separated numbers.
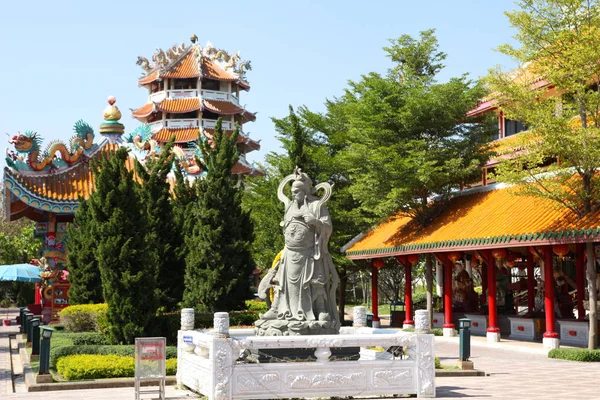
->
153, 128, 200, 143
157, 98, 201, 113
132, 103, 154, 118
203, 99, 243, 115
162, 51, 200, 79
202, 58, 237, 81
232, 162, 253, 175
138, 70, 160, 86
242, 110, 257, 122
346, 184, 600, 258
5, 143, 134, 205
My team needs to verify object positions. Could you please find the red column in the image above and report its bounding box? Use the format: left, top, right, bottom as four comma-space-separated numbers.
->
443, 256, 454, 329
404, 262, 414, 326
481, 257, 488, 307
576, 243, 585, 321
487, 251, 500, 333
543, 247, 558, 338
371, 262, 380, 323
527, 254, 535, 313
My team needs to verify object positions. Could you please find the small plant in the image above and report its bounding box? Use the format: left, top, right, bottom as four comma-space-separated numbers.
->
60, 304, 108, 332
548, 348, 600, 362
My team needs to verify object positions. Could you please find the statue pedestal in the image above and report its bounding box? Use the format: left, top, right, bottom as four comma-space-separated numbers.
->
543, 337, 560, 349
255, 318, 339, 336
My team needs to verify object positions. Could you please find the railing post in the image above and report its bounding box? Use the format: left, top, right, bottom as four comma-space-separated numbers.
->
181, 308, 195, 331
353, 306, 367, 328
213, 312, 230, 338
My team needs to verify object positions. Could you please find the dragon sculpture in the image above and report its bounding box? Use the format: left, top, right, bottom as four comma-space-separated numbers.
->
128, 124, 201, 175
7, 120, 95, 172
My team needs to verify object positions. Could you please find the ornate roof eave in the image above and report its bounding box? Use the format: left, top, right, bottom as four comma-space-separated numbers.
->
345, 231, 600, 259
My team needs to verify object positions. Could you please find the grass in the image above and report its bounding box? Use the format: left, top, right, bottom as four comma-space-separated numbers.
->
345, 304, 397, 316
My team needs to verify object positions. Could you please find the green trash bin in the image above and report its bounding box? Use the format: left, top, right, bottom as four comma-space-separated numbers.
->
366, 313, 373, 327
390, 301, 405, 328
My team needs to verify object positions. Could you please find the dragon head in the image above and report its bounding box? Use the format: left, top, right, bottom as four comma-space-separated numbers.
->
9, 131, 38, 153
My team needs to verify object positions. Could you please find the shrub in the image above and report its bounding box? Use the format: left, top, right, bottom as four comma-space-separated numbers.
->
548, 348, 600, 362
48, 324, 65, 331
245, 300, 268, 313
69, 332, 109, 346
56, 354, 178, 380
57, 354, 134, 380
431, 328, 443, 336
50, 345, 177, 369
435, 357, 441, 369
60, 304, 108, 333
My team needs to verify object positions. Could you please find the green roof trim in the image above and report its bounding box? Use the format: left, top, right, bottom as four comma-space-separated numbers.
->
345, 226, 600, 257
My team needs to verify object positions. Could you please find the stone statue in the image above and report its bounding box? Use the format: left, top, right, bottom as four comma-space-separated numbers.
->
255, 167, 340, 336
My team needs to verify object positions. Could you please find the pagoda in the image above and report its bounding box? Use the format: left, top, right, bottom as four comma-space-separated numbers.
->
131, 35, 262, 176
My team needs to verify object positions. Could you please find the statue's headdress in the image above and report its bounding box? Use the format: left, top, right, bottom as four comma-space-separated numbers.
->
292, 166, 313, 193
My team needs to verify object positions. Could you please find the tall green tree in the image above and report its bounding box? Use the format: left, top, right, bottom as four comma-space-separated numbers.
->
331, 29, 494, 227
183, 119, 255, 312
487, 0, 600, 348
135, 139, 185, 311
67, 200, 103, 304
89, 147, 156, 344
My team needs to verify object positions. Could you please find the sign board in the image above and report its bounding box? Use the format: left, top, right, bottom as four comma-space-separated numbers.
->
183, 335, 193, 344
135, 337, 166, 379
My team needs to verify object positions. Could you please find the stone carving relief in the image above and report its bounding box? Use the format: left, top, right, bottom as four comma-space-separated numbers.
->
236, 373, 280, 392
373, 369, 413, 387
285, 371, 365, 389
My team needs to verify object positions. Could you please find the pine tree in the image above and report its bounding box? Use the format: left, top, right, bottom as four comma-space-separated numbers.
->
89, 147, 156, 344
183, 119, 255, 312
135, 139, 184, 311
66, 200, 103, 304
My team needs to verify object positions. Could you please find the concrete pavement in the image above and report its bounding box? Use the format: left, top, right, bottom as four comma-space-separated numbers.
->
3, 309, 600, 399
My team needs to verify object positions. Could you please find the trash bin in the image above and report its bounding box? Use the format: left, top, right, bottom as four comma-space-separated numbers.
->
366, 313, 373, 327
390, 301, 405, 328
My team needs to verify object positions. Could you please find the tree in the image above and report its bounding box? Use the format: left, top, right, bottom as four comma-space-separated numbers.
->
183, 119, 255, 312
330, 30, 494, 227
136, 139, 185, 311
88, 147, 157, 344
67, 200, 103, 304
487, 0, 600, 349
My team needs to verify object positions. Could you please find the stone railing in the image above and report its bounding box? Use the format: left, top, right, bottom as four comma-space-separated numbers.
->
177, 307, 435, 399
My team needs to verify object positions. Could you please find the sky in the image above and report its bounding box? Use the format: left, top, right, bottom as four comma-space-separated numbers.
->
0, 0, 520, 172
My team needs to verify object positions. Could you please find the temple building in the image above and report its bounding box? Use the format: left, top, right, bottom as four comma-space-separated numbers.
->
2, 37, 263, 321
130, 36, 261, 176
344, 77, 600, 349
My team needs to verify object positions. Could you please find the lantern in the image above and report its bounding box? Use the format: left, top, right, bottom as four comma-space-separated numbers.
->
448, 251, 462, 264
372, 258, 385, 269
491, 248, 507, 260
395, 255, 407, 265
407, 254, 420, 265
552, 244, 569, 257
528, 247, 541, 259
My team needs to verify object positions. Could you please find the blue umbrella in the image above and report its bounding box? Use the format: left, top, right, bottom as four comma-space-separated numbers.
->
0, 264, 42, 283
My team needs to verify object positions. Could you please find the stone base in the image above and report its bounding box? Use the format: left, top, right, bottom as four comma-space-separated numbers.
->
403, 323, 415, 330
372, 320, 381, 328
486, 331, 501, 342
543, 337, 560, 349
457, 360, 474, 370
30, 354, 39, 361
255, 318, 339, 336
36, 374, 53, 383
443, 327, 455, 337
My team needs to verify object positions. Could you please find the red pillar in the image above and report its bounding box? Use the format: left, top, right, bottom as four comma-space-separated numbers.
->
404, 262, 414, 326
481, 257, 488, 307
576, 243, 585, 321
543, 247, 558, 338
371, 262, 380, 323
486, 251, 500, 333
527, 254, 535, 313
443, 256, 454, 329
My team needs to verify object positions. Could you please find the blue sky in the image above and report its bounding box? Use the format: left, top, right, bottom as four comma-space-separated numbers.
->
0, 1, 519, 171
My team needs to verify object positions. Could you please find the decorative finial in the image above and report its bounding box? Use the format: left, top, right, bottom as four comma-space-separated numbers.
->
190, 34, 198, 44
99, 95, 125, 143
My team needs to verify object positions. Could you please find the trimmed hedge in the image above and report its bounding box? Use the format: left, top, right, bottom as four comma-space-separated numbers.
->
56, 354, 177, 380
435, 357, 441, 369
548, 348, 600, 362
60, 304, 108, 333
245, 300, 268, 313
50, 345, 177, 369
69, 332, 109, 346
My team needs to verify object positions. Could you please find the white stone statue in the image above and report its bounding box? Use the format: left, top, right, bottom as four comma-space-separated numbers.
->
255, 167, 340, 336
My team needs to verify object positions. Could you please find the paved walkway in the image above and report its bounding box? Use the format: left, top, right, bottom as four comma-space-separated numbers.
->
3, 311, 600, 399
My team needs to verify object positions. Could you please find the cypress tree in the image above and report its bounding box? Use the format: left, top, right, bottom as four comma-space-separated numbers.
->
183, 119, 255, 312
89, 147, 156, 344
135, 139, 185, 311
66, 200, 103, 304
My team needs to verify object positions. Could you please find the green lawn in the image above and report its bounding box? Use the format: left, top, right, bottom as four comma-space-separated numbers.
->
345, 304, 399, 316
